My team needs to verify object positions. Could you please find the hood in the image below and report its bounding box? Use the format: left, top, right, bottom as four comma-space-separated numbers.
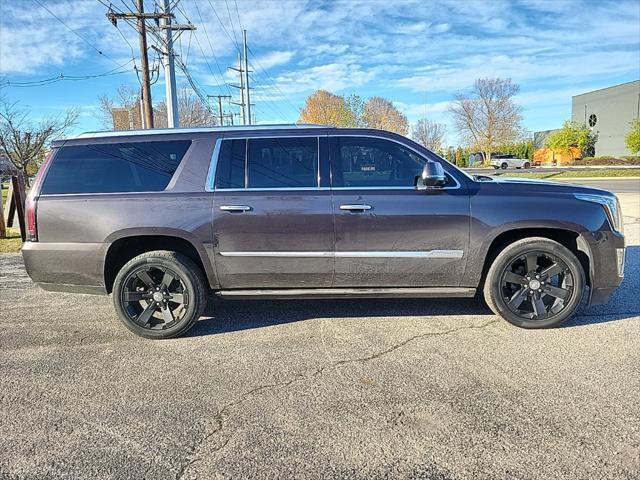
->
477, 175, 616, 197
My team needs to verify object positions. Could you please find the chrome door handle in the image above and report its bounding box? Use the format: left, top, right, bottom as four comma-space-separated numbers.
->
219, 205, 251, 212
340, 204, 372, 211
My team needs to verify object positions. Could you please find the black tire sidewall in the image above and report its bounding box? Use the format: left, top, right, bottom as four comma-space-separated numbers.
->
486, 239, 585, 328
112, 252, 205, 339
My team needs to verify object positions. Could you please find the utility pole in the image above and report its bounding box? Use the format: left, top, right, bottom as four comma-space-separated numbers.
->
107, 2, 186, 129
208, 95, 231, 126
135, 0, 153, 128
160, 0, 178, 128
152, 0, 196, 128
243, 30, 251, 125
229, 54, 246, 125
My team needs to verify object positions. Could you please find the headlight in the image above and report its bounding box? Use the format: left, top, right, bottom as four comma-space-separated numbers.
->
575, 193, 624, 234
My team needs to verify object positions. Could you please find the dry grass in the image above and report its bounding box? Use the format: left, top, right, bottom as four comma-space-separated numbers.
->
0, 227, 23, 254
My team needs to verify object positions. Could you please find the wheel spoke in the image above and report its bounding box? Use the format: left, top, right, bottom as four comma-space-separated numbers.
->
169, 293, 184, 304
137, 270, 155, 288
137, 302, 157, 326
503, 271, 526, 285
543, 284, 570, 300
161, 304, 174, 324
161, 271, 175, 289
532, 295, 548, 318
541, 263, 563, 280
123, 291, 149, 302
526, 253, 538, 273
507, 287, 528, 309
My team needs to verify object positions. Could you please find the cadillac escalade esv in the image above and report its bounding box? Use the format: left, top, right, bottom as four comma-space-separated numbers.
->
22, 125, 625, 339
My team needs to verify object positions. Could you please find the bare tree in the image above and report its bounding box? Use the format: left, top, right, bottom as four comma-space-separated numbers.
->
96, 85, 140, 129
363, 96, 409, 135
0, 96, 78, 186
154, 87, 217, 128
412, 119, 447, 152
448, 78, 522, 164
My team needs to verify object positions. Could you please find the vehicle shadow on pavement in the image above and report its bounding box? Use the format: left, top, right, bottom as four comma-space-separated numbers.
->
188, 296, 491, 337
187, 247, 639, 337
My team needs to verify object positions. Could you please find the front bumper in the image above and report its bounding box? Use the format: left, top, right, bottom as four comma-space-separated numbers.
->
582, 231, 625, 306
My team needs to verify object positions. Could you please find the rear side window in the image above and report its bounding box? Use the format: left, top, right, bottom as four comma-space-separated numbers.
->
215, 139, 246, 189
247, 137, 318, 188
214, 137, 319, 189
41, 140, 191, 194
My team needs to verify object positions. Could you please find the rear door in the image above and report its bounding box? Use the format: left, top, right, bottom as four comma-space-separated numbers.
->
210, 135, 334, 288
329, 135, 470, 287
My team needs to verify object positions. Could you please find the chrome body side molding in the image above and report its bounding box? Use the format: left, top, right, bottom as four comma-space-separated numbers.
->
215, 287, 476, 299
218, 250, 464, 259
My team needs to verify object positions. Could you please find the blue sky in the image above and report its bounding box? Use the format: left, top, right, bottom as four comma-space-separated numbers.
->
1, 0, 639, 145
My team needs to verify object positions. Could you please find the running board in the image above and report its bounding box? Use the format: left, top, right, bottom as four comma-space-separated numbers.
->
215, 287, 476, 300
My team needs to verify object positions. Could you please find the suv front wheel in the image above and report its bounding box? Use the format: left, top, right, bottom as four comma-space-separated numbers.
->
112, 250, 207, 339
484, 238, 585, 328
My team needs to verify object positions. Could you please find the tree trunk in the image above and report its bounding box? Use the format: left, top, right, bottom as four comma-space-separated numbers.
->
484, 150, 492, 166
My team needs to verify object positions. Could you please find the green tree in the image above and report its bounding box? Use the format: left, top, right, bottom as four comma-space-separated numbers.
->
344, 94, 366, 128
625, 118, 640, 154
545, 121, 597, 160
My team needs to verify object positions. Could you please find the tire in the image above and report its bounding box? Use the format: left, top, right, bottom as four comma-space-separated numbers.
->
483, 237, 585, 329
492, 166, 499, 170
524, 162, 531, 169
112, 250, 207, 339
501, 162, 508, 170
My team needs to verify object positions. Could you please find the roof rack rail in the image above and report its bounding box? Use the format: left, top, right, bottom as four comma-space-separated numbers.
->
72, 124, 326, 139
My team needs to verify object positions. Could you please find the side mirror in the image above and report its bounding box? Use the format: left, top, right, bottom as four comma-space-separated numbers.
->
416, 161, 447, 190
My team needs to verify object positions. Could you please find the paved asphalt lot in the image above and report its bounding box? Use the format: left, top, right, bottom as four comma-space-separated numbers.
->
1, 180, 639, 479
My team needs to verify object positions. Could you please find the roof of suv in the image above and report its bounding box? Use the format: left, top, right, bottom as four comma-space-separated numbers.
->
71, 124, 325, 140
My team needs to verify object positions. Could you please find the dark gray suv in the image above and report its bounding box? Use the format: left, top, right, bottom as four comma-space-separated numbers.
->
22, 125, 625, 338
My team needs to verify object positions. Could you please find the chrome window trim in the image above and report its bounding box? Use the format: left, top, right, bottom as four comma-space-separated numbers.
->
215, 187, 331, 192
328, 134, 462, 190
205, 138, 222, 192
218, 250, 464, 259
206, 133, 463, 192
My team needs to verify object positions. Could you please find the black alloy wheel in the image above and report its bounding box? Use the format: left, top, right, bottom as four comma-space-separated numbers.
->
484, 237, 585, 328
112, 251, 207, 339
120, 264, 189, 330
500, 251, 574, 321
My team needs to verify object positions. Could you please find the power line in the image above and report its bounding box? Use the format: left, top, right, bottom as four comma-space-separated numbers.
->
190, 0, 234, 97
34, 0, 131, 70
206, 0, 241, 54
0, 61, 135, 88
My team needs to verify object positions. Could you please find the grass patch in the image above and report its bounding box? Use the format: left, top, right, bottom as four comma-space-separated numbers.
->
498, 169, 640, 180
0, 227, 22, 254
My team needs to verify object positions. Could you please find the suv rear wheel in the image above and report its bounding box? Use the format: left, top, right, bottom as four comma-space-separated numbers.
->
501, 162, 508, 169
112, 250, 207, 339
483, 238, 585, 328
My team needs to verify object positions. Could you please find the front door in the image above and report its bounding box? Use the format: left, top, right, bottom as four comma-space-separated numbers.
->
211, 135, 334, 288
330, 135, 470, 287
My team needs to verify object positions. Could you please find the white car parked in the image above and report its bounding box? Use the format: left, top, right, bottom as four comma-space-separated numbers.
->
491, 154, 532, 169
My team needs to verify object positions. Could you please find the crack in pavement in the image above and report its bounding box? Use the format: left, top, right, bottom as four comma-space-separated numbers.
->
174, 318, 499, 479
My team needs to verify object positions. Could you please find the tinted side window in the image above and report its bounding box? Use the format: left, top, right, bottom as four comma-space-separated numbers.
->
41, 140, 191, 194
332, 137, 427, 188
247, 137, 318, 188
215, 139, 246, 189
